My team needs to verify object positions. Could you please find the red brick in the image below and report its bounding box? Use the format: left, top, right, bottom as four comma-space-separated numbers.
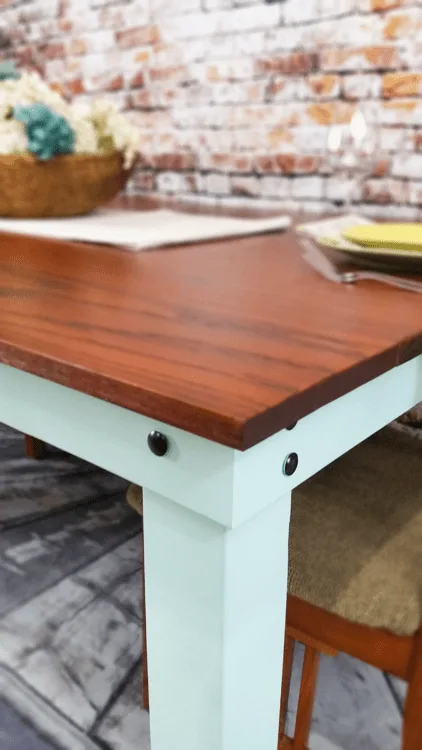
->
383, 13, 413, 39
255, 155, 281, 174
371, 0, 408, 9
383, 72, 422, 97
200, 153, 255, 173
150, 66, 189, 83
415, 131, 422, 152
104, 75, 124, 92
277, 154, 319, 174
372, 158, 390, 177
254, 153, 319, 175
61, 77, 84, 95
116, 25, 160, 49
42, 43, 65, 60
362, 178, 407, 203
307, 101, 354, 125
321, 45, 399, 71
135, 49, 152, 64
129, 70, 145, 89
59, 19, 72, 32
69, 38, 87, 56
129, 90, 157, 110
255, 52, 318, 76
305, 74, 340, 98
266, 128, 295, 149
14, 46, 41, 68
132, 170, 156, 192
152, 153, 197, 170
232, 154, 255, 172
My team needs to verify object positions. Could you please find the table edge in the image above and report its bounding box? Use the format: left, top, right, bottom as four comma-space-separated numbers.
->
0, 335, 420, 450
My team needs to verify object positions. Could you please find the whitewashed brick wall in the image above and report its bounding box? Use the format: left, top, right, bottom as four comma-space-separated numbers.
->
1, 0, 422, 214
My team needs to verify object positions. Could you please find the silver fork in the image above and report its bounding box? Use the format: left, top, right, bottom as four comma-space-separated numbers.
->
299, 235, 422, 294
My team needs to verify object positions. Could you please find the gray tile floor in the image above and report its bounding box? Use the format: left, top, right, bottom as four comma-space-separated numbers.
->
0, 422, 410, 750
0, 698, 57, 750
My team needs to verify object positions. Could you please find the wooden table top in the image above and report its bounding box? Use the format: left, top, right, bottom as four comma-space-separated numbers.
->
0, 196, 420, 449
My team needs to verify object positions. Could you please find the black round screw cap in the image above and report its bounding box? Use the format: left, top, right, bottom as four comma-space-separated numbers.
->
148, 431, 169, 457
283, 452, 299, 477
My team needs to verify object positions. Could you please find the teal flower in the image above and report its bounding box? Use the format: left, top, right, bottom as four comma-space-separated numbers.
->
0, 60, 20, 81
14, 102, 75, 160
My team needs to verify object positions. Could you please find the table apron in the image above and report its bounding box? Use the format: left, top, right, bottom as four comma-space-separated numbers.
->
0, 355, 419, 528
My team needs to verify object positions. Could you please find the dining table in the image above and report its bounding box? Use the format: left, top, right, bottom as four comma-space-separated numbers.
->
0, 195, 420, 750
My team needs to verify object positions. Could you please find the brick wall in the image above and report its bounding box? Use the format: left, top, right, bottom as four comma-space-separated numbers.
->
1, 0, 422, 215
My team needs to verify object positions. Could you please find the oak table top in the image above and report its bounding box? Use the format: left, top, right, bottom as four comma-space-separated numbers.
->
0, 196, 420, 450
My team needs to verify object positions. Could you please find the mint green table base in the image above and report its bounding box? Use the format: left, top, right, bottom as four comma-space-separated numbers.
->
0, 355, 419, 749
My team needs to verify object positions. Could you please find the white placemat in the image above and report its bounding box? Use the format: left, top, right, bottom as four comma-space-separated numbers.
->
0, 209, 291, 251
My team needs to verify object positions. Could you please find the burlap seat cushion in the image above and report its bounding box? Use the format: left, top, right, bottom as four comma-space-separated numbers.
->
289, 428, 422, 636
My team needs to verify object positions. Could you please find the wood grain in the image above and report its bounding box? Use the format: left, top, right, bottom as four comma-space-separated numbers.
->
286, 597, 422, 750
0, 196, 420, 449
287, 595, 414, 683
292, 646, 320, 750
403, 628, 422, 750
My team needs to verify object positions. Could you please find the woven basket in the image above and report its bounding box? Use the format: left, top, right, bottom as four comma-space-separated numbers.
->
0, 151, 133, 218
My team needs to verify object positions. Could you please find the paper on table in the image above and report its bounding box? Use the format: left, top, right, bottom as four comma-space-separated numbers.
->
0, 209, 291, 251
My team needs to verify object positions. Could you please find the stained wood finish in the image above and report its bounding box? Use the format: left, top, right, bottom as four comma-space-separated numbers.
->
285, 595, 422, 750
286, 596, 414, 680
287, 626, 338, 658
24, 435, 46, 460
0, 196, 420, 449
403, 628, 422, 750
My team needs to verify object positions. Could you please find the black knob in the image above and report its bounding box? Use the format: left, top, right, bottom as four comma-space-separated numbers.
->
286, 422, 298, 431
283, 452, 299, 477
148, 431, 169, 457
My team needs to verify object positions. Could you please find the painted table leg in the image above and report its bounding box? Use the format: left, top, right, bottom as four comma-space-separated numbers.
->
143, 488, 291, 750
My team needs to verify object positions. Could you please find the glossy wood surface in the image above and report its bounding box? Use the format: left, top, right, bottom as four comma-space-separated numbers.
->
0, 196, 420, 449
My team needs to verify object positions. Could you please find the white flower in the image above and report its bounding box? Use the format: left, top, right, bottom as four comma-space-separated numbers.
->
0, 71, 71, 119
0, 70, 141, 167
88, 97, 141, 168
72, 117, 98, 154
0, 120, 27, 154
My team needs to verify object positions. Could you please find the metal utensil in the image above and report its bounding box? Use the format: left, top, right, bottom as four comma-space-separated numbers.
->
299, 235, 422, 294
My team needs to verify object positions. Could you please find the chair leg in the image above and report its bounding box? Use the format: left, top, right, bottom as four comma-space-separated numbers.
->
278, 635, 295, 746
24, 435, 46, 460
403, 628, 422, 750
292, 645, 320, 750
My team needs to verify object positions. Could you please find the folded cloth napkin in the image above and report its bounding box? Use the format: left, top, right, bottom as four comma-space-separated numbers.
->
0, 209, 291, 252
297, 213, 374, 245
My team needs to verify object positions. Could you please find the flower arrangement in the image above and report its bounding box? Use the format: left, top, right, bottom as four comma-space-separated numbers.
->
0, 61, 140, 168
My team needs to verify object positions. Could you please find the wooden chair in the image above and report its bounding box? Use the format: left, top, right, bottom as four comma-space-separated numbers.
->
24, 435, 46, 460
130, 427, 422, 749
280, 427, 422, 750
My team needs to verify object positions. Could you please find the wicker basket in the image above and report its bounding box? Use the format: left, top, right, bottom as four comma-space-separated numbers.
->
0, 151, 133, 218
